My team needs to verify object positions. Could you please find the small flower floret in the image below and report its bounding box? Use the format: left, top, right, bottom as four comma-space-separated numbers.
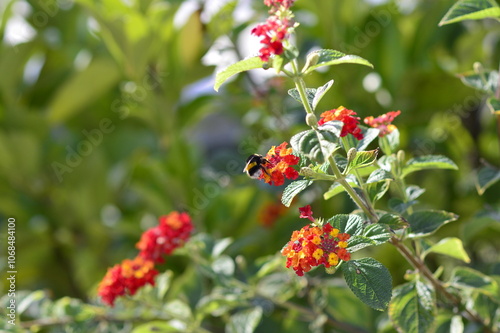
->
298, 205, 314, 222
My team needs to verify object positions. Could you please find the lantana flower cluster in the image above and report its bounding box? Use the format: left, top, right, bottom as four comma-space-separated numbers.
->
281, 206, 351, 276
98, 212, 193, 306
260, 142, 300, 186
251, 0, 296, 61
364, 110, 401, 137
318, 106, 364, 140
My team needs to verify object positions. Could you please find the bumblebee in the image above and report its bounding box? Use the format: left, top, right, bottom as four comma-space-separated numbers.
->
243, 154, 270, 179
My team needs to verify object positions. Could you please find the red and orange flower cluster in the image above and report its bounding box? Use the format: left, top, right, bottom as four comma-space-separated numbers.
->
318, 107, 402, 140
281, 206, 351, 276
260, 142, 300, 186
364, 110, 401, 137
318, 106, 364, 140
251, 0, 296, 62
98, 212, 193, 306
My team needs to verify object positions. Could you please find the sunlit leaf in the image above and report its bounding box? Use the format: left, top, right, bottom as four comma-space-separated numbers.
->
422, 237, 471, 263
303, 49, 373, 74
439, 0, 500, 26
214, 56, 264, 91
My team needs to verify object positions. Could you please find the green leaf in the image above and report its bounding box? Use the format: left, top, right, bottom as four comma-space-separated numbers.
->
347, 235, 376, 252
287, 87, 316, 111
303, 49, 373, 75
422, 237, 471, 263
366, 180, 390, 203
406, 185, 426, 201
48, 58, 121, 124
214, 56, 264, 91
475, 162, 500, 195
357, 127, 381, 151
281, 179, 313, 207
366, 169, 393, 184
487, 97, 500, 115
378, 213, 409, 230
402, 155, 458, 177
379, 128, 399, 155
388, 198, 417, 214
164, 300, 192, 321
212, 255, 235, 277
156, 271, 173, 300
312, 80, 334, 111
327, 214, 365, 236
363, 223, 390, 245
407, 210, 459, 238
457, 69, 498, 94
341, 258, 392, 311
449, 267, 499, 296
290, 123, 342, 163
439, 0, 500, 26
345, 149, 379, 174
227, 307, 263, 333
389, 281, 436, 333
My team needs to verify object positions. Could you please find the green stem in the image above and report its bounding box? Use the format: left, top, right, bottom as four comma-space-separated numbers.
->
328, 157, 378, 224
292, 75, 314, 115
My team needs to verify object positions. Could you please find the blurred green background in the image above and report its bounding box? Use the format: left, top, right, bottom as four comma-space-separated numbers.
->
1, 0, 499, 310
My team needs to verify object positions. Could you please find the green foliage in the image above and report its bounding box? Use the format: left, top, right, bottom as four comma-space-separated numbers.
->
341, 258, 392, 311
439, 0, 500, 26
475, 162, 500, 194
389, 281, 436, 333
302, 49, 373, 74
214, 57, 264, 91
401, 155, 458, 177
407, 210, 459, 238
281, 179, 313, 207
421, 237, 471, 263
290, 123, 342, 163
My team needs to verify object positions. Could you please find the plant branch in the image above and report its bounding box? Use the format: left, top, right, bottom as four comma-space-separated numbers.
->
328, 157, 378, 224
